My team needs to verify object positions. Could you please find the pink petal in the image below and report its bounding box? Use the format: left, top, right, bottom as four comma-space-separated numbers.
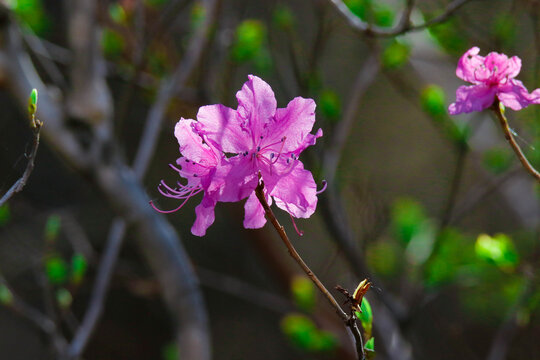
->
269, 161, 317, 218
196, 104, 249, 154
497, 79, 540, 111
191, 195, 217, 236
263, 97, 317, 154
174, 119, 217, 166
236, 75, 277, 142
456, 47, 484, 84
219, 156, 258, 202
292, 128, 323, 157
448, 84, 497, 115
243, 191, 270, 229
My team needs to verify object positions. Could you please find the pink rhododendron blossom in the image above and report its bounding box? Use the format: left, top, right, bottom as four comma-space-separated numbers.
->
448, 47, 540, 115
153, 75, 323, 236
195, 75, 323, 229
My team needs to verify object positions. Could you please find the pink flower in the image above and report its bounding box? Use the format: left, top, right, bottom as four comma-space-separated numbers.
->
194, 75, 323, 229
448, 47, 540, 115
152, 119, 231, 236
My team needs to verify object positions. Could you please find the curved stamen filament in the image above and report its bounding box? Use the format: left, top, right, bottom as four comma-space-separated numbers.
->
289, 213, 304, 237
316, 180, 328, 195
149, 190, 196, 214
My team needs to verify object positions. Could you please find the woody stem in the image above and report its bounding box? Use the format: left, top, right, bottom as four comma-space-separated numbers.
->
491, 100, 540, 182
254, 180, 366, 360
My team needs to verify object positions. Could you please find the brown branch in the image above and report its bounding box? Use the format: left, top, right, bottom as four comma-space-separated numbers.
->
254, 180, 366, 360
491, 101, 540, 182
327, 0, 475, 37
0, 114, 42, 207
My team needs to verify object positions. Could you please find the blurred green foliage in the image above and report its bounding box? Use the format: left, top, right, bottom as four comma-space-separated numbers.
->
318, 89, 342, 122
44, 215, 61, 243
272, 4, 295, 30
426, 19, 467, 56
56, 288, 72, 309
475, 234, 519, 271
102, 28, 126, 59
145, 0, 168, 8
281, 313, 337, 352
45, 256, 68, 285
391, 197, 426, 244
162, 343, 179, 360
71, 253, 88, 285
0, 284, 13, 306
483, 148, 513, 174
492, 14, 517, 47
0, 204, 10, 227
109, 3, 127, 25
190, 2, 207, 31
421, 85, 446, 119
232, 20, 266, 63
344, 0, 395, 27
382, 40, 410, 69
290, 275, 316, 312
8, 0, 50, 35
366, 240, 400, 277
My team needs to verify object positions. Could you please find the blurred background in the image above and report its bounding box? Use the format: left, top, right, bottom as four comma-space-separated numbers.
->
0, 0, 539, 359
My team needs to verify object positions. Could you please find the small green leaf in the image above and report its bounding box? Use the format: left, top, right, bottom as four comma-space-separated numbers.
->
71, 254, 88, 285
291, 275, 316, 312
101, 28, 125, 58
343, 0, 370, 20
44, 215, 61, 242
108, 3, 127, 25
272, 4, 295, 30
0, 285, 13, 305
373, 3, 394, 27
28, 88, 38, 117
358, 297, 373, 331
421, 85, 446, 118
0, 204, 11, 227
382, 40, 410, 69
46, 256, 68, 284
364, 337, 375, 352
391, 197, 426, 244
231, 20, 266, 63
56, 288, 72, 308
319, 89, 342, 122
475, 234, 519, 270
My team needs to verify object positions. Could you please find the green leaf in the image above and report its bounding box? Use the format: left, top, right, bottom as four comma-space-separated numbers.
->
421, 85, 446, 118
373, 3, 394, 27
382, 40, 410, 69
291, 276, 316, 312
358, 298, 373, 330
101, 28, 125, 58
56, 288, 72, 308
71, 253, 88, 285
10, 0, 50, 35
343, 0, 370, 20
281, 313, 337, 352
319, 89, 342, 122
0, 285, 13, 305
391, 197, 426, 244
231, 20, 266, 63
45, 256, 68, 285
44, 215, 61, 242
109, 3, 127, 25
0, 204, 11, 227
364, 337, 375, 352
475, 234, 519, 270
273, 4, 295, 30
483, 148, 513, 174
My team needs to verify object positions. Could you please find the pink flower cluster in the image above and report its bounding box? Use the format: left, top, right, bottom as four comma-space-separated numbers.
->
449, 47, 540, 115
153, 75, 323, 236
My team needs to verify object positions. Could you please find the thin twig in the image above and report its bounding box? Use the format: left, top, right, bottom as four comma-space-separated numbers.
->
322, 52, 379, 185
254, 180, 366, 360
0, 117, 42, 207
327, 0, 475, 37
491, 101, 540, 182
65, 220, 126, 359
